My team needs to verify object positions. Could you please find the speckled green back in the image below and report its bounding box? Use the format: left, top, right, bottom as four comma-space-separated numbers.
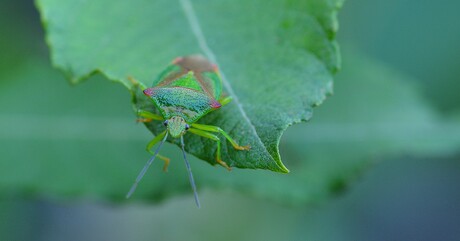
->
145, 56, 223, 123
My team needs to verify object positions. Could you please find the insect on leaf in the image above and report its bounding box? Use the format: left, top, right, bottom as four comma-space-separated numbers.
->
36, 0, 343, 172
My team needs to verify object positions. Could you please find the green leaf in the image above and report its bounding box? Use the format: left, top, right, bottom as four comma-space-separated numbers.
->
36, 0, 343, 172
2, 48, 459, 205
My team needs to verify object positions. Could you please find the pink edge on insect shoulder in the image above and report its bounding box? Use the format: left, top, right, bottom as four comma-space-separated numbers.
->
210, 100, 221, 109
143, 88, 154, 96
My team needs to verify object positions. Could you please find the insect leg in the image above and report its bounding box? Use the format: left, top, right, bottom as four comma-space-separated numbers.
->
157, 155, 170, 172
146, 134, 170, 172
188, 128, 232, 171
218, 96, 233, 107
191, 123, 251, 151
137, 110, 164, 123
127, 76, 148, 90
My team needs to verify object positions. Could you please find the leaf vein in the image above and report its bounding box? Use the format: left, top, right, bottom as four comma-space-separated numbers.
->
179, 0, 273, 161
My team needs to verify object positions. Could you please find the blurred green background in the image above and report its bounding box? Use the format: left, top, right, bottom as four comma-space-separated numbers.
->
1, 0, 460, 240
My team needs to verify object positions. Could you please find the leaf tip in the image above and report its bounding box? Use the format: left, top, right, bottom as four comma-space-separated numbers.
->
275, 162, 290, 174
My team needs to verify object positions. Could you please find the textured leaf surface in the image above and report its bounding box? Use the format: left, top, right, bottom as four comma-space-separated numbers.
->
36, 0, 343, 172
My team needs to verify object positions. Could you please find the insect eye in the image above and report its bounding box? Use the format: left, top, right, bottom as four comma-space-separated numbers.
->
185, 124, 190, 130
163, 120, 168, 126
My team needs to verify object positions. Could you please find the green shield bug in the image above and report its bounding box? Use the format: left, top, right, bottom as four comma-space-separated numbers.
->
127, 56, 250, 207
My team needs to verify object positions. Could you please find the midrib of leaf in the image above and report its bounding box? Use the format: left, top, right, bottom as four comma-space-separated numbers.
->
178, 0, 284, 171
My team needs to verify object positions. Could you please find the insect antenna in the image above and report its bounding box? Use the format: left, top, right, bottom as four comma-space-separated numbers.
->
180, 136, 201, 208
126, 132, 169, 199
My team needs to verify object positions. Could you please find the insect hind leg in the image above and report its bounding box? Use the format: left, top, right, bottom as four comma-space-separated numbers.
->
190, 123, 250, 151
187, 128, 232, 171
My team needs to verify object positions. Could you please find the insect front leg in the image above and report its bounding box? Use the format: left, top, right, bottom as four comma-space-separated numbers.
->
146, 131, 171, 172
191, 123, 251, 151
127, 76, 148, 90
137, 110, 164, 123
187, 128, 232, 171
